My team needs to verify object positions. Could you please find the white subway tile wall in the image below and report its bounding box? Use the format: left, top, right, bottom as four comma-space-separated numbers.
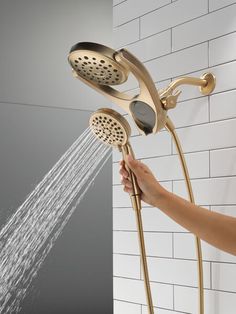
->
113, 0, 236, 312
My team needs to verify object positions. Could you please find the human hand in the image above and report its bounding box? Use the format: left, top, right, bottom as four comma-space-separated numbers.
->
119, 154, 166, 207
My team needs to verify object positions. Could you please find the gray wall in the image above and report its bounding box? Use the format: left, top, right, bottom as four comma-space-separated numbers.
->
0, 0, 112, 111
0, 0, 113, 313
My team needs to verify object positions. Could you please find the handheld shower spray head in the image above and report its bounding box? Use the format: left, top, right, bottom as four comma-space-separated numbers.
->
89, 108, 131, 147
89, 107, 141, 210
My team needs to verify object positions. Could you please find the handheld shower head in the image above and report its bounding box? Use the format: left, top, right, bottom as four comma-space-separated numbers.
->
89, 107, 140, 209
89, 107, 154, 313
89, 108, 131, 147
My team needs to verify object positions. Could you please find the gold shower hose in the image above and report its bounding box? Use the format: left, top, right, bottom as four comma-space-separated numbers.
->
120, 118, 204, 314
166, 118, 204, 314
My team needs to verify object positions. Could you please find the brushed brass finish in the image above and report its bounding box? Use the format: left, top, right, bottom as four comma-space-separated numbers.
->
165, 117, 204, 314
69, 42, 215, 137
89, 108, 131, 147
69, 42, 129, 85
89, 108, 154, 314
69, 42, 167, 135
159, 73, 216, 106
199, 73, 216, 95
69, 42, 217, 314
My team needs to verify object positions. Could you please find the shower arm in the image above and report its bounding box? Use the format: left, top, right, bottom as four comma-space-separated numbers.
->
159, 73, 216, 110
165, 117, 204, 314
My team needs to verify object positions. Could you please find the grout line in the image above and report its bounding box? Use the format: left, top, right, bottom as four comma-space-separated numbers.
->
210, 261, 212, 289
173, 284, 175, 310
114, 275, 236, 294
114, 230, 190, 234
113, 202, 236, 208
113, 252, 236, 265
114, 2, 236, 43
0, 101, 94, 112
207, 40, 210, 68
114, 298, 189, 314
115, 28, 171, 51
172, 232, 174, 257
115, 28, 236, 72
140, 255, 142, 280
171, 27, 173, 53
117, 147, 233, 159
113, 0, 127, 8
139, 17, 141, 40
113, 173, 236, 185
209, 150, 211, 178
113, 1, 174, 28
113, 145, 236, 164
146, 44, 236, 69
208, 2, 236, 13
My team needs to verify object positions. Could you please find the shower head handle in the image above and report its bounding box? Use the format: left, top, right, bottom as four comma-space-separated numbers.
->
115, 48, 167, 134
115, 49, 162, 108
120, 143, 142, 211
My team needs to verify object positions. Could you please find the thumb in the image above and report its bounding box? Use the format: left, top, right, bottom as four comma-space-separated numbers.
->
126, 154, 142, 177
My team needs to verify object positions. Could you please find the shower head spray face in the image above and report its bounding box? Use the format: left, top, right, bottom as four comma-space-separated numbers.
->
89, 108, 131, 147
68, 42, 129, 86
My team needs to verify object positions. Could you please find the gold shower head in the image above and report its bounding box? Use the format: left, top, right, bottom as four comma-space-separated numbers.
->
69, 42, 216, 137
68, 42, 166, 135
89, 108, 131, 147
68, 42, 129, 86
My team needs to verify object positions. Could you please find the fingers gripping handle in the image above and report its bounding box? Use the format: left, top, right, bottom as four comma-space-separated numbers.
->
120, 143, 142, 211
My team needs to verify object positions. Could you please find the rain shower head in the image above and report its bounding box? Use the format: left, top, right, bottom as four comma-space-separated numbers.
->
68, 41, 167, 136
69, 42, 129, 86
89, 108, 131, 147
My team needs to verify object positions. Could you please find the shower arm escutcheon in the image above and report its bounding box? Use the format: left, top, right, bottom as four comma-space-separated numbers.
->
165, 117, 204, 314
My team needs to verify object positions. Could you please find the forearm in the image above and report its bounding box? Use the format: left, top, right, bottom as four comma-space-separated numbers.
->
156, 189, 236, 255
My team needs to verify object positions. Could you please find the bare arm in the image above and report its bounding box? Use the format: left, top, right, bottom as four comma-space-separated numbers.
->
120, 155, 236, 256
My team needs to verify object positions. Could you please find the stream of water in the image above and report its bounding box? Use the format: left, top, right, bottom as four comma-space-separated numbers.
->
0, 128, 111, 313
